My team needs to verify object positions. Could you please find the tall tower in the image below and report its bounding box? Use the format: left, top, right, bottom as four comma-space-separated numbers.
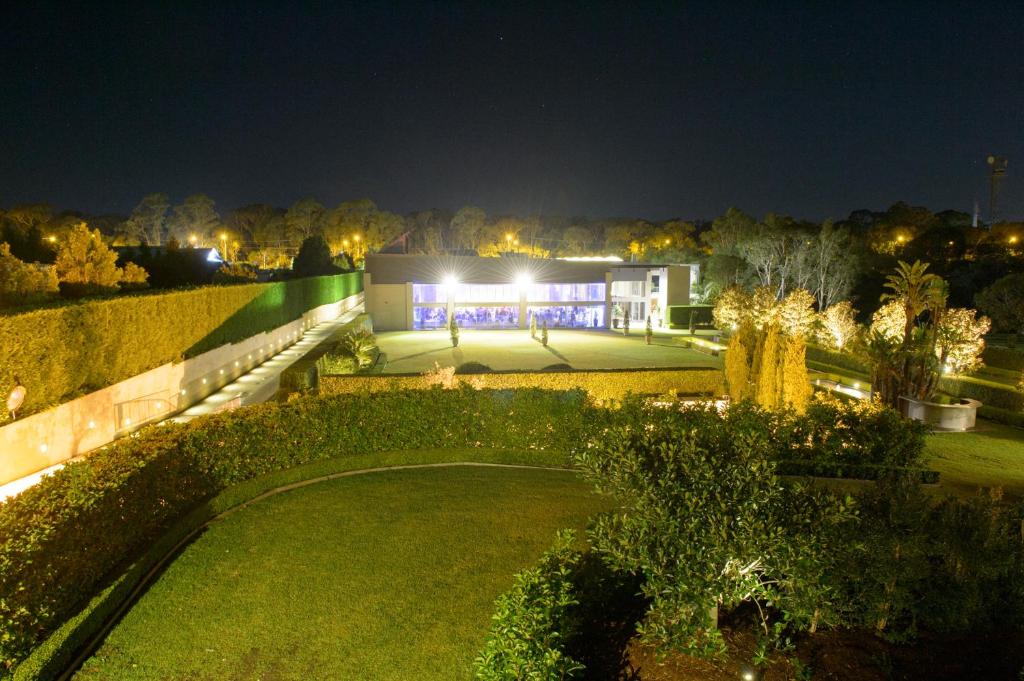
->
987, 155, 1009, 224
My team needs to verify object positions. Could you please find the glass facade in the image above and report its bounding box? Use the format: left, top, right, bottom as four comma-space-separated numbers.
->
454, 306, 519, 328
413, 306, 447, 329
529, 283, 605, 302
412, 284, 446, 303
611, 280, 644, 297
528, 306, 604, 329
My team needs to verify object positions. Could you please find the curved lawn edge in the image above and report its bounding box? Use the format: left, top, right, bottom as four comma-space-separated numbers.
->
13, 448, 575, 681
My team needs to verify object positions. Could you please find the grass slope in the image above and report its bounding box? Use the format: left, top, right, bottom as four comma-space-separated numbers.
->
74, 465, 607, 681
925, 421, 1024, 496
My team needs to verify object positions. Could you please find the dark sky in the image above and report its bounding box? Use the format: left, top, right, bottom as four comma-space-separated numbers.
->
2, 1, 1022, 222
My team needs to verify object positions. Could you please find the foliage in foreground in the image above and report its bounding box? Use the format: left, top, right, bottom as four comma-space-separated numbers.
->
570, 398, 1024, 656
474, 531, 586, 680
0, 388, 591, 671
578, 401, 857, 656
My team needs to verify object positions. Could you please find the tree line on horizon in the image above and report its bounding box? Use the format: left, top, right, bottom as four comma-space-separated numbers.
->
1, 197, 1022, 327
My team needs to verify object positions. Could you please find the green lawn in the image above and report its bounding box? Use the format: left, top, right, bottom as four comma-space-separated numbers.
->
376, 328, 720, 373
925, 421, 1024, 496
75, 465, 608, 681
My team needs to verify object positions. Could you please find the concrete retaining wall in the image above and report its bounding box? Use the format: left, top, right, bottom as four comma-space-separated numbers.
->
0, 292, 363, 486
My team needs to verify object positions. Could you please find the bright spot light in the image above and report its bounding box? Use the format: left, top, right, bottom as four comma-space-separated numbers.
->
235, 361, 239, 366
443, 274, 458, 290
202, 378, 207, 384
731, 323, 738, 330
1011, 236, 1019, 244
853, 382, 860, 389
943, 364, 952, 374
47, 235, 57, 243
514, 272, 533, 288
181, 389, 187, 396
39, 443, 48, 453
124, 417, 132, 426
88, 420, 95, 429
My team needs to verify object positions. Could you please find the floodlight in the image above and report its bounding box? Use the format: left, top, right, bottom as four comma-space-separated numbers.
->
443, 274, 459, 290
515, 272, 533, 288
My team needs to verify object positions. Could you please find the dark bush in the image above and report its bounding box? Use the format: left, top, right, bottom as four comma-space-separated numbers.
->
540, 363, 574, 372
666, 305, 713, 329
455, 361, 492, 374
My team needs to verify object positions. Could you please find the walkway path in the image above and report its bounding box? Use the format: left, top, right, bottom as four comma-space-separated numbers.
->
0, 305, 363, 501
169, 305, 362, 422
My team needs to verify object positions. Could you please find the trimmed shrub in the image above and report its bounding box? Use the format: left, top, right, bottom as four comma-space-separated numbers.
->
320, 368, 724, 404
666, 305, 714, 329
982, 345, 1024, 372
805, 343, 870, 375
0, 387, 592, 670
455, 362, 492, 374
0, 273, 361, 416
978, 405, 1024, 428
938, 376, 1024, 412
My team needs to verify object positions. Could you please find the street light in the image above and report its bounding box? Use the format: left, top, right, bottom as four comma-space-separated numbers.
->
515, 272, 532, 288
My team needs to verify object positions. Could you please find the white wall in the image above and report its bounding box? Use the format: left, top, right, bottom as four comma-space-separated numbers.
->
0, 292, 363, 486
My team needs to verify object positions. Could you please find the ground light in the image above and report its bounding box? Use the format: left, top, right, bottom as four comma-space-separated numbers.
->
738, 664, 763, 681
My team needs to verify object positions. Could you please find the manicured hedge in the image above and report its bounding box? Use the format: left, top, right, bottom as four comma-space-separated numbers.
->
0, 273, 362, 415
938, 376, 1024, 412
805, 344, 870, 375
0, 387, 593, 672
666, 305, 714, 329
982, 345, 1024, 372
319, 368, 724, 404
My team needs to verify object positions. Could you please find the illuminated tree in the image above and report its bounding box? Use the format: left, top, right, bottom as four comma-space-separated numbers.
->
712, 286, 750, 331
935, 308, 990, 375
866, 261, 969, 406
776, 288, 816, 337
754, 324, 781, 409
817, 301, 860, 350
724, 322, 754, 401
749, 286, 779, 329
781, 334, 812, 412
54, 223, 123, 292
119, 262, 150, 290
870, 300, 906, 342
0, 243, 58, 307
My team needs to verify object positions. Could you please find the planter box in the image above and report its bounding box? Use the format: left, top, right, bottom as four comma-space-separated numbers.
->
899, 396, 981, 431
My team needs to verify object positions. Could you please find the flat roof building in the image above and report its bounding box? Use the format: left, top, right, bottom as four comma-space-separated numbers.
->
364, 253, 696, 331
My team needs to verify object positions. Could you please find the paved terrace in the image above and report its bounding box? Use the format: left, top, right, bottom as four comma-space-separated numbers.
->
376, 328, 721, 373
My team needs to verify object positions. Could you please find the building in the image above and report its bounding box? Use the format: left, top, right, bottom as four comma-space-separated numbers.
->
363, 253, 697, 331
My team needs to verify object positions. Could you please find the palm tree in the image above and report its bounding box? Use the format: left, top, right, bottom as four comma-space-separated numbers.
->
881, 260, 946, 343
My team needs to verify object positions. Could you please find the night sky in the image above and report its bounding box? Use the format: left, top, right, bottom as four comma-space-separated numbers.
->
2, 1, 1022, 221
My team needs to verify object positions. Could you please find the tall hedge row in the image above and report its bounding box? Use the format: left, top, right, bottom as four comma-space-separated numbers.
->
0, 273, 362, 415
0, 387, 594, 671
319, 368, 724, 404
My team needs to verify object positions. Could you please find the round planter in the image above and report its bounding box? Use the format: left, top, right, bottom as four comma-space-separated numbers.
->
898, 396, 981, 431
